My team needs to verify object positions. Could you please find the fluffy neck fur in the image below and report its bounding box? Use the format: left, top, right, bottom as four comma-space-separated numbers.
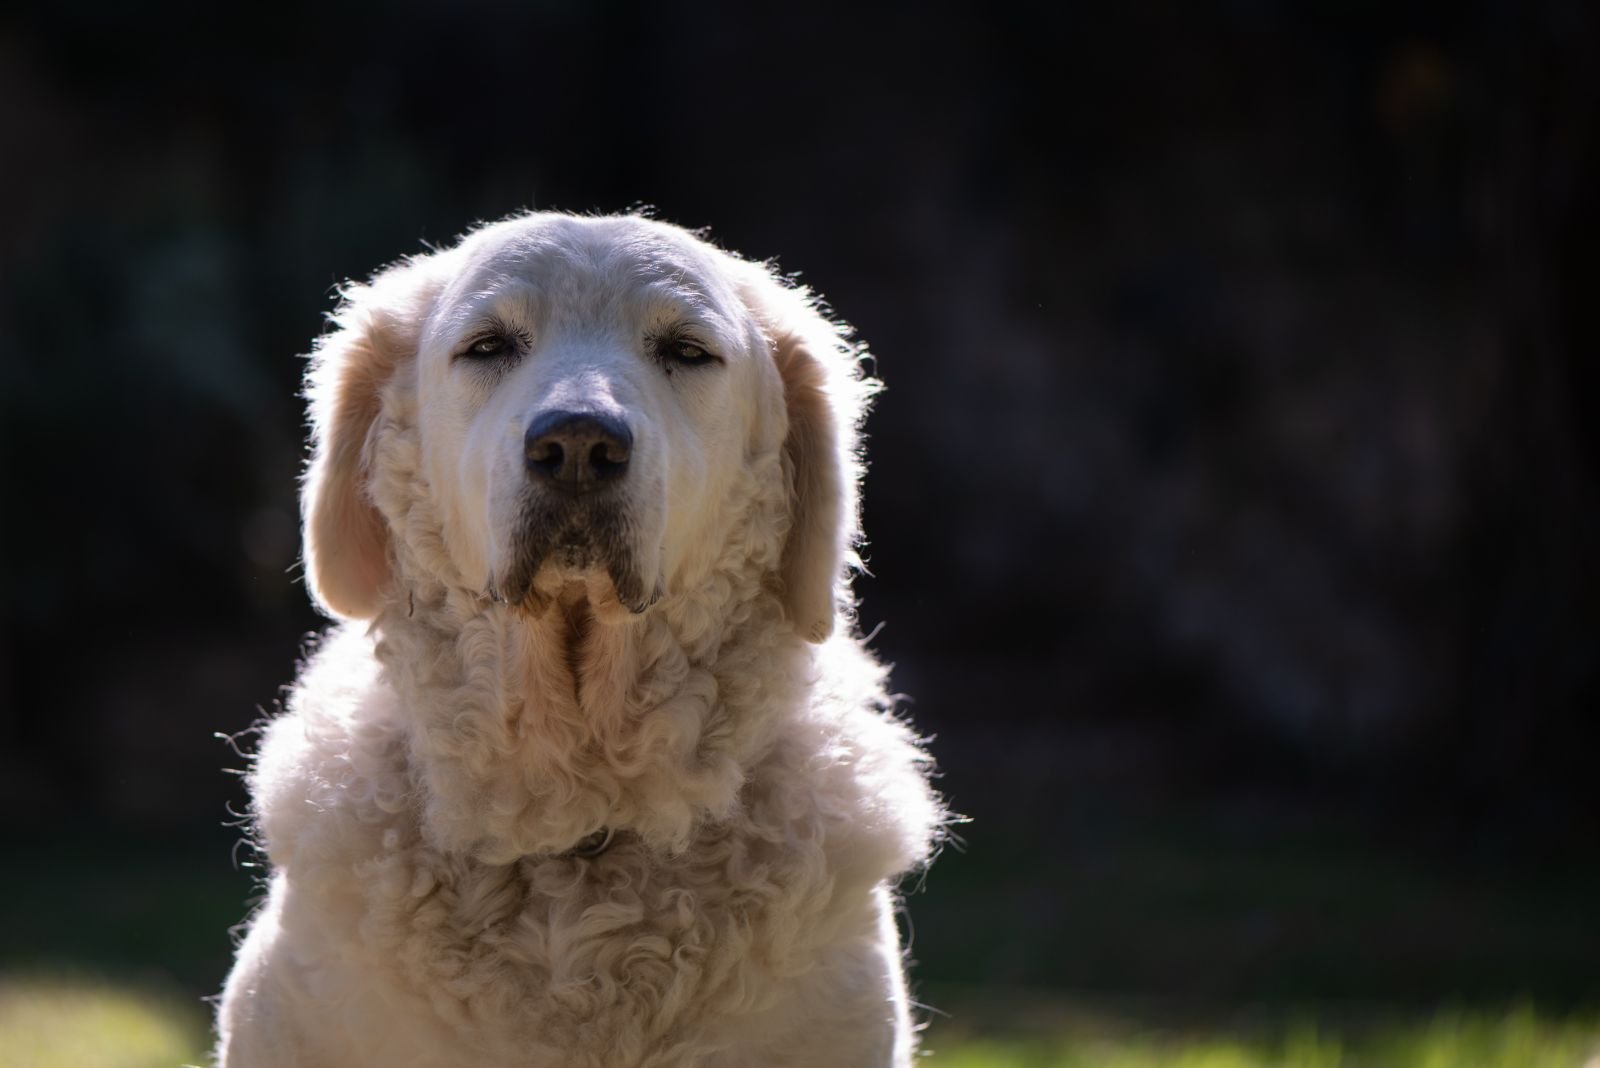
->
367, 385, 810, 862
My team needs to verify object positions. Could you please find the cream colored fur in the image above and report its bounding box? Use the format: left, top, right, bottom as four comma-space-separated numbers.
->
216, 213, 941, 1067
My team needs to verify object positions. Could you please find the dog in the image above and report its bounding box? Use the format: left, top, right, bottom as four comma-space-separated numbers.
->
216, 212, 942, 1066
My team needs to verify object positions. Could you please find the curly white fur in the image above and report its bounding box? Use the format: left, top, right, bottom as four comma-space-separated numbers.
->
216, 213, 941, 1067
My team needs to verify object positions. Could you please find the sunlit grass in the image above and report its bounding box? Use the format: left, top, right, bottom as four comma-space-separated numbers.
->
0, 973, 211, 1068
924, 1002, 1600, 1067
2, 971, 1596, 1068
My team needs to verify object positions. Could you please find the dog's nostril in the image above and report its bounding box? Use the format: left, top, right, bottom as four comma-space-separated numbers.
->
524, 410, 632, 490
529, 440, 565, 471
590, 439, 629, 470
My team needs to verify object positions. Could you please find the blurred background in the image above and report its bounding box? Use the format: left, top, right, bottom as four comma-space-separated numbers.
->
2, 2, 1598, 1064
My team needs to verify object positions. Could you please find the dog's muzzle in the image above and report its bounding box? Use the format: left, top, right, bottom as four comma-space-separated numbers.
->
496, 407, 658, 614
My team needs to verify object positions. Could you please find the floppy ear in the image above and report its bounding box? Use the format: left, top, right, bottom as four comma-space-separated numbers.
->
300, 263, 428, 619
773, 332, 848, 642
747, 272, 878, 644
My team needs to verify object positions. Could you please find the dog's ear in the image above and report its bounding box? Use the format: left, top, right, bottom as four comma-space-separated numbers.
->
301, 260, 432, 619
744, 269, 879, 643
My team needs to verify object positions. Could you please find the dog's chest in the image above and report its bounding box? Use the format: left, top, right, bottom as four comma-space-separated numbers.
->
344, 816, 831, 1063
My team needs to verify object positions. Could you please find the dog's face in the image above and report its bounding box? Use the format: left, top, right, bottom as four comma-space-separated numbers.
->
416, 217, 782, 618
300, 213, 870, 642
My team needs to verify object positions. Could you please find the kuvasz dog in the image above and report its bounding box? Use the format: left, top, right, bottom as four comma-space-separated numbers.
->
216, 212, 942, 1067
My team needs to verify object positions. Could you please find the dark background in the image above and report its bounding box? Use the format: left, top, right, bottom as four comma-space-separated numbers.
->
2, 0, 1597, 1043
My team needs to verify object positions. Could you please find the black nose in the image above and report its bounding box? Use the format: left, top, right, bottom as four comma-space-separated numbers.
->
524, 410, 632, 490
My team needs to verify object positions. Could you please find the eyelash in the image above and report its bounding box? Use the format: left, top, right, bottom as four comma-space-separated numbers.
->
650, 333, 722, 371
455, 328, 722, 370
455, 325, 528, 362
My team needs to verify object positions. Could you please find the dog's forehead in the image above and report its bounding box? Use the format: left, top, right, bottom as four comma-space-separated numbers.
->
446, 215, 742, 321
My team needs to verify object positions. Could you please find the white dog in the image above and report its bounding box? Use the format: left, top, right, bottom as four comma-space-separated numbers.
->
216, 212, 942, 1067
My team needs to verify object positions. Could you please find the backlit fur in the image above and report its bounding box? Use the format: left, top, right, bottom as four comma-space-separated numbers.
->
216, 213, 942, 1067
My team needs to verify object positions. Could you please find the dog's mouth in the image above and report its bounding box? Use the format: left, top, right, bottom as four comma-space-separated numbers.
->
493, 497, 659, 617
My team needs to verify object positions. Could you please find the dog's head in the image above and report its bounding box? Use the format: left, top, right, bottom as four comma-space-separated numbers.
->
300, 213, 874, 642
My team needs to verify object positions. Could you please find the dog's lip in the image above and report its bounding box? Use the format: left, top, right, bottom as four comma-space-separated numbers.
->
490, 557, 659, 618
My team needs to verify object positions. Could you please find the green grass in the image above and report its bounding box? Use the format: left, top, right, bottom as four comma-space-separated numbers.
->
0, 973, 212, 1068
922, 999, 1600, 1067
2, 973, 1595, 1068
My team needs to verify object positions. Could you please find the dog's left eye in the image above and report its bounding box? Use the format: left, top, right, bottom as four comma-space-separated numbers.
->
654, 337, 721, 368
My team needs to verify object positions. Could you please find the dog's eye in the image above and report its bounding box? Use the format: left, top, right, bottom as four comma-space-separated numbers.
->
655, 337, 720, 368
464, 334, 513, 359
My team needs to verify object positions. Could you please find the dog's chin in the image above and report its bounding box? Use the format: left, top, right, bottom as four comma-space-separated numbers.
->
527, 560, 652, 626
497, 544, 659, 625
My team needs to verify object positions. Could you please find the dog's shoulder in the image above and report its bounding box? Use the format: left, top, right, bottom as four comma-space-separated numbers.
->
755, 635, 942, 893
252, 624, 409, 875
